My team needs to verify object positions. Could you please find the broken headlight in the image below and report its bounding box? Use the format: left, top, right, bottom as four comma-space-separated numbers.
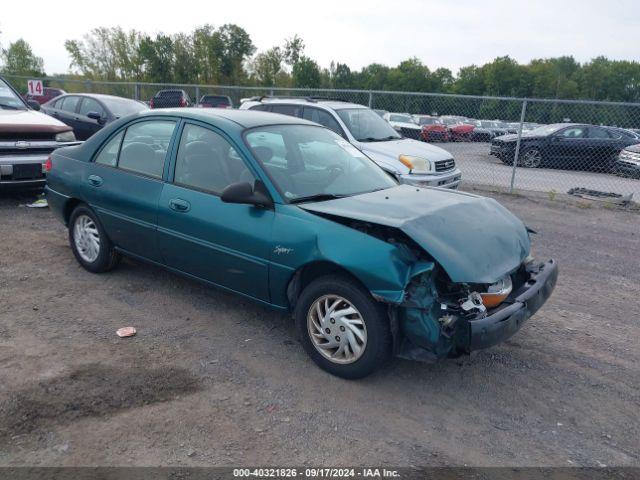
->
480, 274, 513, 308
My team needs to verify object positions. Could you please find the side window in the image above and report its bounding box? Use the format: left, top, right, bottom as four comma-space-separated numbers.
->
249, 104, 268, 111
94, 131, 124, 167
118, 120, 176, 178
174, 123, 253, 194
79, 98, 105, 118
558, 127, 586, 138
588, 127, 612, 139
60, 96, 81, 113
270, 104, 302, 117
303, 107, 344, 136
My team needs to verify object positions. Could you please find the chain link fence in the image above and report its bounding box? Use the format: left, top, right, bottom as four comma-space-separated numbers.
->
5, 75, 640, 201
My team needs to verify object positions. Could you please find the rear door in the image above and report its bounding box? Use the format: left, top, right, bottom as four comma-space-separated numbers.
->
83, 118, 178, 261
157, 122, 274, 301
586, 126, 618, 171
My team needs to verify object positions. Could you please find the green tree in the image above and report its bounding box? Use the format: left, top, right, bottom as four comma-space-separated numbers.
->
252, 46, 284, 86
1, 39, 45, 76
292, 56, 320, 88
283, 35, 305, 67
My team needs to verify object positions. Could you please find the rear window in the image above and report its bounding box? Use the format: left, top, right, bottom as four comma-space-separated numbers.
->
156, 91, 183, 98
201, 95, 232, 107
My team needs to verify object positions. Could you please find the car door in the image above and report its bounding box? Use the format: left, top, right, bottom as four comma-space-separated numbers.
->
76, 97, 108, 140
302, 107, 347, 138
586, 126, 618, 171
84, 118, 178, 262
547, 126, 589, 168
55, 96, 83, 133
157, 122, 274, 302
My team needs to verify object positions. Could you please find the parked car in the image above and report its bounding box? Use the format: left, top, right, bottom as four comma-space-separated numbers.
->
439, 116, 475, 142
150, 89, 192, 108
196, 94, 233, 109
23, 87, 66, 105
45, 108, 557, 379
383, 112, 422, 140
470, 120, 509, 141
0, 76, 79, 189
413, 115, 451, 142
490, 123, 640, 171
41, 93, 149, 140
615, 143, 640, 178
240, 97, 461, 189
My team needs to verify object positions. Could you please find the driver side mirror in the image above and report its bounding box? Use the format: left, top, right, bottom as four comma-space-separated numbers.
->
27, 100, 41, 111
87, 111, 106, 125
221, 181, 273, 209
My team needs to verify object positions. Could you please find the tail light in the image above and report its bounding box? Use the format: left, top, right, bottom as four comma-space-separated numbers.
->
44, 155, 53, 172
149, 98, 155, 108
181, 98, 187, 107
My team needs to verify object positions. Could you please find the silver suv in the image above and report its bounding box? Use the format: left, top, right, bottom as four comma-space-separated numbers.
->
240, 97, 461, 189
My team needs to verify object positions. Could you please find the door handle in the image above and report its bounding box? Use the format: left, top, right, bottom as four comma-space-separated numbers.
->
87, 175, 103, 187
169, 198, 191, 212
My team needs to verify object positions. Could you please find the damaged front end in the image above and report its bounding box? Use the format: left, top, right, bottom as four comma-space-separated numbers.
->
395, 259, 558, 362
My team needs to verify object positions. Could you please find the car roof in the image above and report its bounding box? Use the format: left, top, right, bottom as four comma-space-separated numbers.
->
56, 93, 139, 102
137, 108, 318, 129
250, 97, 368, 111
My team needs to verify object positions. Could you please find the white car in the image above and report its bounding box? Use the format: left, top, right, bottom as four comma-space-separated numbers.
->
240, 98, 461, 189
383, 112, 422, 140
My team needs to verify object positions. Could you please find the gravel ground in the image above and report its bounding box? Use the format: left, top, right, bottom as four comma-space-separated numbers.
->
0, 189, 638, 467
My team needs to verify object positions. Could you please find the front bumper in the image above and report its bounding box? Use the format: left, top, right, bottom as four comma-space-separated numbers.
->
614, 160, 640, 178
468, 259, 558, 350
0, 154, 48, 188
399, 168, 462, 189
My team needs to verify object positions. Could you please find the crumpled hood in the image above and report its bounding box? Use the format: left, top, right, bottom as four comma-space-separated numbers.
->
301, 185, 530, 284
359, 138, 453, 163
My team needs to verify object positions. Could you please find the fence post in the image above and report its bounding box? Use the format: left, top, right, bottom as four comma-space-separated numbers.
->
84, 80, 92, 93
509, 99, 528, 194
134, 83, 140, 101
195, 86, 200, 103
368, 91, 373, 108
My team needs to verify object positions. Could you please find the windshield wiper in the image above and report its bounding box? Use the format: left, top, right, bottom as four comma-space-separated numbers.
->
290, 193, 347, 204
358, 135, 401, 142
0, 103, 22, 110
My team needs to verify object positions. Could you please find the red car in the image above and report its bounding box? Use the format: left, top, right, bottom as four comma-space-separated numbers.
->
196, 94, 233, 109
440, 116, 475, 142
414, 115, 451, 142
23, 87, 66, 105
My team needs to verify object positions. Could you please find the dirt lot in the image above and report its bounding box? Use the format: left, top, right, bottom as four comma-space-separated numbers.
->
0, 189, 638, 467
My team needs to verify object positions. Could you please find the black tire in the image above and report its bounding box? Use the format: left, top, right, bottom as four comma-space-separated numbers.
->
68, 204, 120, 273
294, 274, 392, 379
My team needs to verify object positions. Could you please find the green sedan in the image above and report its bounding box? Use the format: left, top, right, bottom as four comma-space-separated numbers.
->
45, 108, 557, 379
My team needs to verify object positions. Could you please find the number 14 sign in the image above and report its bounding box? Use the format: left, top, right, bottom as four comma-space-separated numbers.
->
27, 79, 43, 96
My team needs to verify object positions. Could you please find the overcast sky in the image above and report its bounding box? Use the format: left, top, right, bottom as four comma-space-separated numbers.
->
1, 0, 639, 74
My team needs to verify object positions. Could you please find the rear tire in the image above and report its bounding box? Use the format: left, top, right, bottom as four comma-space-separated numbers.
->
68, 205, 120, 273
294, 275, 392, 379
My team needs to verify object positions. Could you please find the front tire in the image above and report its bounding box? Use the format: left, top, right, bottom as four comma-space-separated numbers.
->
294, 275, 392, 379
519, 147, 543, 168
68, 205, 120, 273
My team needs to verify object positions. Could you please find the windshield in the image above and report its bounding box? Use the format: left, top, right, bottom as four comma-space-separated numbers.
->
244, 124, 396, 202
389, 114, 413, 123
418, 117, 438, 125
201, 95, 231, 106
335, 108, 401, 142
101, 97, 148, 118
0, 78, 27, 110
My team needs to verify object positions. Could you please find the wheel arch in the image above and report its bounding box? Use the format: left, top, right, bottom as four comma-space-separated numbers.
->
286, 260, 371, 312
63, 198, 85, 225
